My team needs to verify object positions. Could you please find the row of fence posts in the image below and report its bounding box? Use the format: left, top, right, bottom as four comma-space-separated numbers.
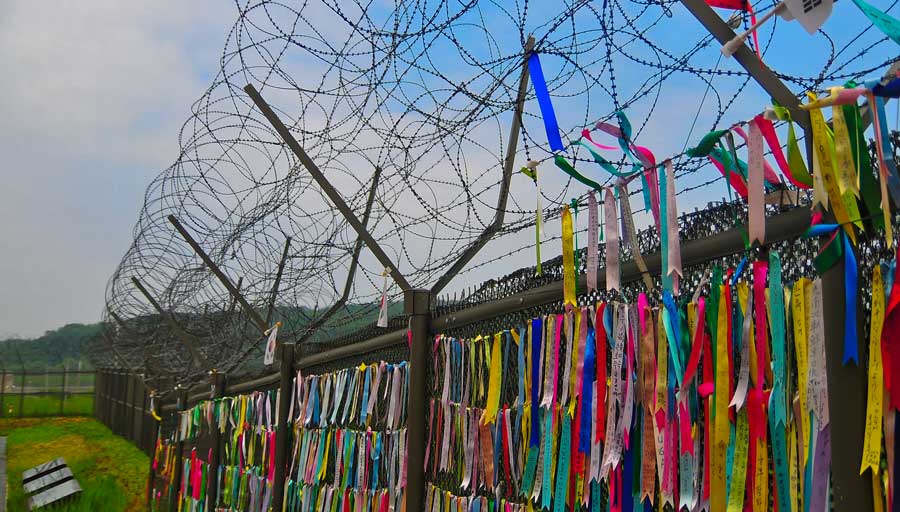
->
0, 368, 93, 417
93, 370, 158, 456
93, 289, 432, 512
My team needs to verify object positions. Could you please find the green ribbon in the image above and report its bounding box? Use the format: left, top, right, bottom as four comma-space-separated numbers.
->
771, 103, 814, 187
555, 155, 604, 191
686, 129, 730, 158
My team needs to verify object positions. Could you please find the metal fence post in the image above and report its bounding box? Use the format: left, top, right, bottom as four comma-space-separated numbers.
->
103, 371, 110, 426
821, 256, 872, 511
405, 289, 430, 510
60, 366, 67, 416
126, 373, 134, 440
170, 388, 187, 512
94, 371, 101, 422
18, 371, 25, 418
272, 343, 294, 511
207, 370, 226, 509
146, 389, 156, 510
1, 369, 6, 418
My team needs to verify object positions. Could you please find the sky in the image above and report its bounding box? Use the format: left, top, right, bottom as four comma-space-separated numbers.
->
0, 1, 233, 337
0, 0, 895, 338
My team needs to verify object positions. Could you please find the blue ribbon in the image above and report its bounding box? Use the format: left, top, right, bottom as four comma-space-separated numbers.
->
640, 172, 653, 213
732, 256, 748, 285
530, 317, 543, 447
360, 367, 371, 424
528, 53, 564, 152
663, 291, 683, 385
842, 232, 859, 365
623, 421, 635, 512
518, 324, 526, 419
804, 224, 859, 365
872, 77, 900, 98
579, 327, 596, 454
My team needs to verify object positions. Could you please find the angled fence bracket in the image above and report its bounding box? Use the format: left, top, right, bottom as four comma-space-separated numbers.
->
168, 215, 269, 333
244, 84, 412, 297
430, 35, 536, 297
266, 237, 293, 326
296, 166, 383, 345
130, 276, 209, 369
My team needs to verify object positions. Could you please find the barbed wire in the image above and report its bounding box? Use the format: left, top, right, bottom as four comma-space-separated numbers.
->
91, 0, 900, 386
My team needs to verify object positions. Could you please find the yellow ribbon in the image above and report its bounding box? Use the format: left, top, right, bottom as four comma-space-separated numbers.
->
568, 309, 582, 417
318, 430, 332, 480
861, 265, 885, 475
789, 422, 801, 512
753, 436, 769, 512
656, 310, 668, 412
795, 278, 811, 471
712, 284, 729, 512
808, 92, 858, 244
727, 409, 749, 512
562, 206, 576, 307
830, 93, 861, 200
483, 332, 503, 424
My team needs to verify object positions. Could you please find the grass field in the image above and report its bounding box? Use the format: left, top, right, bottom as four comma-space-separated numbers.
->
0, 394, 94, 417
1, 417, 149, 511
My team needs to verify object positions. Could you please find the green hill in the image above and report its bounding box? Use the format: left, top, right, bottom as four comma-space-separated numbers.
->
0, 323, 101, 371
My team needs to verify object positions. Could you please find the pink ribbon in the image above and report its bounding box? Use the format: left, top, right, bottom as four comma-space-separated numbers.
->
755, 114, 811, 189
748, 119, 765, 246
731, 125, 781, 185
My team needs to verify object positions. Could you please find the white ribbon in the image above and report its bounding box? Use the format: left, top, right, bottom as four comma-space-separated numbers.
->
587, 192, 599, 292
605, 189, 620, 292
664, 160, 682, 294
748, 120, 766, 246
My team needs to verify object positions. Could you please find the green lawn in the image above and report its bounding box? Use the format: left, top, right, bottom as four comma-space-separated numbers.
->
0, 394, 94, 418
0, 394, 94, 417
1, 417, 149, 511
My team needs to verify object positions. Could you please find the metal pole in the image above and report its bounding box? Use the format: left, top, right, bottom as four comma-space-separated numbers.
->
430, 35, 535, 296
207, 371, 226, 509
272, 343, 294, 510
243, 83, 412, 292
821, 252, 872, 510
404, 289, 430, 510
0, 369, 6, 418
296, 166, 383, 345
126, 373, 135, 441
60, 365, 67, 416
147, 402, 160, 510
130, 276, 209, 369
169, 388, 187, 512
18, 371, 25, 418
677, 0, 809, 130
266, 238, 292, 327
167, 215, 269, 333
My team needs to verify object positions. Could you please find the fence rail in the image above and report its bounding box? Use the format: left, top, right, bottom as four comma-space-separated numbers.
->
91, 204, 882, 512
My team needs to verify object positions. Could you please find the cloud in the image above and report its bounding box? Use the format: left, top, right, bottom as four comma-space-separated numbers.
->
0, 0, 233, 337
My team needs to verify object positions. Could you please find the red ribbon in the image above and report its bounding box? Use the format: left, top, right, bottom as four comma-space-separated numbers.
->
596, 303, 608, 442
884, 247, 900, 410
